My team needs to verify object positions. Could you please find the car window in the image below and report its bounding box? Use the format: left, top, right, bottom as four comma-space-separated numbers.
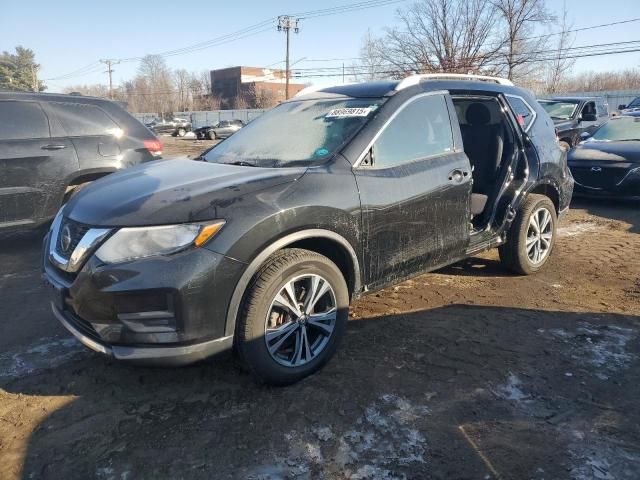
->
506, 96, 535, 130
372, 94, 453, 168
0, 101, 49, 140
582, 101, 596, 116
52, 102, 119, 136
538, 99, 579, 121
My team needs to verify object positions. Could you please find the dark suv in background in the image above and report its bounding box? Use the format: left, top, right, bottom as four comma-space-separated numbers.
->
0, 91, 162, 230
44, 74, 572, 385
538, 96, 609, 150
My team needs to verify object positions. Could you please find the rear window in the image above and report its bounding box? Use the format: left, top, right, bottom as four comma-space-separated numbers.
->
506, 95, 536, 131
0, 101, 49, 140
51, 102, 119, 136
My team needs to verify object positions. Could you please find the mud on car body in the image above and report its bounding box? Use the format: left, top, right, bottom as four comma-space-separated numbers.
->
43, 74, 573, 385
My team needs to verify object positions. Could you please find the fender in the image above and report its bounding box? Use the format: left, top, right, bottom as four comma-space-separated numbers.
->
223, 228, 361, 337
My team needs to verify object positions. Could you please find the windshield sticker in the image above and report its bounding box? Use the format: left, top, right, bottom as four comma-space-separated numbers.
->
314, 148, 330, 157
326, 107, 372, 118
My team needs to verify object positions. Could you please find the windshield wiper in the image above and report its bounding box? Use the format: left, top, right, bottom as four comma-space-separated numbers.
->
226, 161, 257, 167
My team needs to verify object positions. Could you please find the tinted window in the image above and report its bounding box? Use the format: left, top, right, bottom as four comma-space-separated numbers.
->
373, 94, 453, 168
52, 102, 119, 136
0, 101, 49, 140
507, 96, 535, 130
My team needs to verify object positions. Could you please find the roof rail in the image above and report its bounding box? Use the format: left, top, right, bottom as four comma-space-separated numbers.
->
294, 82, 357, 98
395, 73, 514, 91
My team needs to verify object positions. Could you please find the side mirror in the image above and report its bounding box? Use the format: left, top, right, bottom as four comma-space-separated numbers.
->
581, 113, 597, 122
618, 104, 627, 110
580, 132, 591, 140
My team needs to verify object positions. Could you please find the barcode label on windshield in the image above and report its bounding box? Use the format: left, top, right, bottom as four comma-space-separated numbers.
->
326, 108, 372, 118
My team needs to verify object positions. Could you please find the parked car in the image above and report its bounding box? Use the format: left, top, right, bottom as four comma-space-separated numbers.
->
0, 91, 162, 231
43, 74, 572, 385
617, 96, 640, 116
146, 117, 192, 137
538, 97, 609, 150
193, 119, 245, 140
568, 116, 640, 198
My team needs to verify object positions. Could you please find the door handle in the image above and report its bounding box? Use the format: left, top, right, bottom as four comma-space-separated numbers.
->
41, 144, 67, 150
448, 169, 469, 182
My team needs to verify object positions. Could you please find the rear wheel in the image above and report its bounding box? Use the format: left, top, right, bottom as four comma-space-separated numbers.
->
499, 194, 557, 275
177, 128, 187, 137
236, 249, 349, 385
207, 129, 216, 140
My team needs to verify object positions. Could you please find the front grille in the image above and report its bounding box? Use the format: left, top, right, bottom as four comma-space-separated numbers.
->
570, 166, 628, 190
55, 218, 90, 259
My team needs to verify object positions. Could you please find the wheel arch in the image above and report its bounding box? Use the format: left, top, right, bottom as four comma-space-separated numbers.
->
223, 229, 361, 337
528, 181, 560, 214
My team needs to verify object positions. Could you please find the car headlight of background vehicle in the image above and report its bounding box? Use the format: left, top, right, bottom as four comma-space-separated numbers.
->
94, 221, 225, 264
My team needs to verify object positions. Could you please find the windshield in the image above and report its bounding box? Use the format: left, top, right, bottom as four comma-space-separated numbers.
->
539, 100, 580, 120
204, 98, 385, 167
591, 117, 640, 141
627, 97, 640, 108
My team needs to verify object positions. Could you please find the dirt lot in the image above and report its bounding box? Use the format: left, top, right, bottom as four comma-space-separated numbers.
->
1, 138, 639, 479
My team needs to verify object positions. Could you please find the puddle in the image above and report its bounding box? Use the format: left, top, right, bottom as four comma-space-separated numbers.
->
0, 336, 86, 379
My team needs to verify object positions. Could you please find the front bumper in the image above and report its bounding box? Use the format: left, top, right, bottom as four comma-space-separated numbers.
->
51, 302, 233, 365
43, 231, 245, 366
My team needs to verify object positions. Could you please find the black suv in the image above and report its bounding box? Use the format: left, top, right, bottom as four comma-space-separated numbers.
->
538, 96, 609, 150
43, 75, 573, 385
0, 91, 162, 230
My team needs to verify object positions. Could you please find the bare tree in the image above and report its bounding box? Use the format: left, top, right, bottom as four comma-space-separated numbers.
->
544, 4, 575, 93
349, 29, 390, 81
491, 0, 554, 81
136, 54, 175, 115
375, 0, 503, 77
174, 68, 191, 111
63, 84, 109, 97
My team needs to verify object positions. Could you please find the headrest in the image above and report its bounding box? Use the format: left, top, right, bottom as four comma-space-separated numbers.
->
466, 103, 491, 126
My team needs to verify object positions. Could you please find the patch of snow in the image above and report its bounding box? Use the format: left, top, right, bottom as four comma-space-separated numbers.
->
557, 222, 600, 237
0, 336, 86, 379
498, 373, 530, 403
249, 394, 430, 479
547, 323, 635, 376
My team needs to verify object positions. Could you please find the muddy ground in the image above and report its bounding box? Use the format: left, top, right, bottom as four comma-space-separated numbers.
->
1, 138, 639, 479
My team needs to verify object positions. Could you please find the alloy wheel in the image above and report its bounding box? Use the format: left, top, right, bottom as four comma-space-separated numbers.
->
264, 274, 337, 367
526, 207, 553, 264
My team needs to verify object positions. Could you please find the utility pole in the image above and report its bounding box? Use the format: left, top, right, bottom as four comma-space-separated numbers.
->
277, 16, 300, 100
100, 59, 120, 99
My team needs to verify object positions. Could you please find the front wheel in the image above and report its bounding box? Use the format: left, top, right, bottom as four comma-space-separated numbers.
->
177, 128, 187, 137
499, 194, 557, 275
207, 129, 216, 140
236, 249, 349, 385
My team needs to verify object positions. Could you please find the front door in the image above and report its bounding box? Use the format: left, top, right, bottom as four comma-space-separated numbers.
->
354, 92, 472, 289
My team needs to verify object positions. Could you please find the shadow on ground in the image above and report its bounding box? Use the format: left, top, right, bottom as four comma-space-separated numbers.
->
571, 197, 640, 234
3, 305, 639, 480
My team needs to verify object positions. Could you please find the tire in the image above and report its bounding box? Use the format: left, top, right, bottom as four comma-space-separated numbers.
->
559, 140, 571, 151
177, 128, 186, 137
499, 194, 557, 275
236, 248, 349, 385
207, 129, 216, 140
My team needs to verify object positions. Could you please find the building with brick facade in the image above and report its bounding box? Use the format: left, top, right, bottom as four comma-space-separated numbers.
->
210, 66, 305, 109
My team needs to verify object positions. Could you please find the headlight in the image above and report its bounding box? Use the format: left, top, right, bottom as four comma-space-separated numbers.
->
95, 221, 225, 264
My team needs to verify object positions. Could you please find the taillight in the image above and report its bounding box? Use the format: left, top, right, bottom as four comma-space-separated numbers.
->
143, 139, 163, 157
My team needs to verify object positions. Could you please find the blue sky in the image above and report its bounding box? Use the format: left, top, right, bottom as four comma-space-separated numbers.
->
2, 0, 639, 92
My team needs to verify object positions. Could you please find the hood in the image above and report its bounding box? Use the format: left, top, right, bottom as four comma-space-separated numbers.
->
568, 141, 640, 164
65, 158, 307, 226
